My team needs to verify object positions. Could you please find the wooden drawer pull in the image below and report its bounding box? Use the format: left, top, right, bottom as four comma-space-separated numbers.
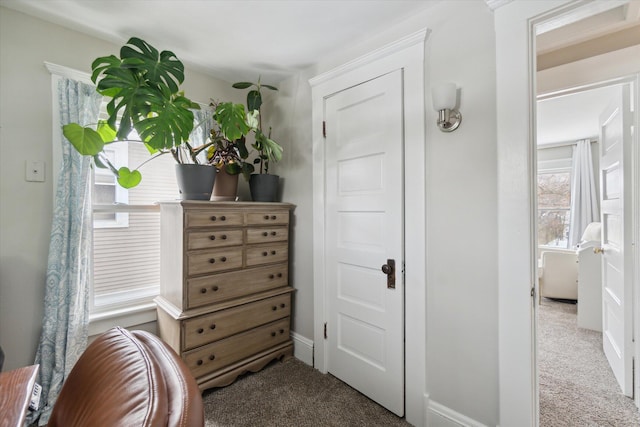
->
262, 251, 268, 256
264, 215, 269, 220
271, 215, 277, 220
269, 274, 275, 279
209, 235, 216, 240
209, 354, 216, 361
212, 286, 219, 291
210, 324, 216, 330
277, 273, 283, 278
271, 231, 277, 236
280, 303, 286, 308
221, 234, 227, 240
279, 329, 285, 334
200, 288, 207, 294
210, 216, 217, 221
271, 332, 276, 337
272, 306, 277, 311
197, 359, 203, 366
271, 250, 276, 255
221, 256, 227, 262
197, 328, 204, 334
263, 231, 268, 236
209, 258, 216, 264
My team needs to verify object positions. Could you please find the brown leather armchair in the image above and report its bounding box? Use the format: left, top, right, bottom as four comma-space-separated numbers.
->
48, 327, 204, 427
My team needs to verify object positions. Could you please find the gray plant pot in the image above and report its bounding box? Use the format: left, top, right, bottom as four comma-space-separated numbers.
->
175, 164, 217, 200
249, 174, 279, 202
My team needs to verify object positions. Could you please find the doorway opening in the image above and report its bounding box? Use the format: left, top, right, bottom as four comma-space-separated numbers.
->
532, 1, 640, 425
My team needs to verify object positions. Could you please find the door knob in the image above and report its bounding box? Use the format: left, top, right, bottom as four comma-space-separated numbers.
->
381, 259, 396, 289
593, 247, 604, 254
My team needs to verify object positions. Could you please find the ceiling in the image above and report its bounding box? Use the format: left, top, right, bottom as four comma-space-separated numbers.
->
0, 0, 445, 84
536, 0, 639, 146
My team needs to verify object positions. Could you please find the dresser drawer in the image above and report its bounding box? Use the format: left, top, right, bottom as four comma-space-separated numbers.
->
186, 211, 244, 228
246, 226, 288, 244
246, 210, 289, 226
187, 247, 243, 276
184, 317, 290, 378
187, 229, 244, 250
186, 264, 288, 308
183, 293, 291, 350
246, 242, 288, 267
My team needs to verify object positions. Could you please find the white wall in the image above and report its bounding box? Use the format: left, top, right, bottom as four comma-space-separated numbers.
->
271, 1, 498, 425
0, 6, 243, 371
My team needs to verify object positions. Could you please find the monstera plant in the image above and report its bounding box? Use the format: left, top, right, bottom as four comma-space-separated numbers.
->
62, 37, 204, 189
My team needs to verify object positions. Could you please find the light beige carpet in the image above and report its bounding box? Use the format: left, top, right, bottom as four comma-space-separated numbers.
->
538, 298, 640, 426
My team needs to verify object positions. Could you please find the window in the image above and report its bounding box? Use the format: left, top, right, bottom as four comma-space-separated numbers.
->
92, 141, 178, 314
537, 171, 572, 248
93, 141, 129, 228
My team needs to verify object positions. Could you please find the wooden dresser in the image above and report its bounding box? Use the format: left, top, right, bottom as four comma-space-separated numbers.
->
155, 201, 295, 391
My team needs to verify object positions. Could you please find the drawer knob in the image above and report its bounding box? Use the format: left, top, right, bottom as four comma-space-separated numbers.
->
280, 303, 286, 308
277, 273, 283, 278
200, 288, 207, 294
220, 216, 226, 221
212, 286, 219, 292
271, 332, 276, 337
197, 328, 204, 334
209, 235, 216, 241
271, 215, 277, 220
209, 354, 216, 361
209, 258, 215, 264
221, 234, 227, 240
269, 274, 275, 279
271, 250, 276, 255
271, 231, 277, 236
272, 306, 277, 311
262, 251, 268, 256
279, 329, 285, 334
210, 324, 216, 330
221, 256, 227, 262
210, 216, 217, 221
263, 231, 268, 237
264, 215, 269, 220
197, 359, 203, 366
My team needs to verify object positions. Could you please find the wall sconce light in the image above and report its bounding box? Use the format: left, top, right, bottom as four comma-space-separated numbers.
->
432, 82, 462, 132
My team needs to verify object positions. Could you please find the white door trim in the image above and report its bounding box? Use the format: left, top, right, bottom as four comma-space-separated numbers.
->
497, 1, 640, 425
310, 28, 428, 427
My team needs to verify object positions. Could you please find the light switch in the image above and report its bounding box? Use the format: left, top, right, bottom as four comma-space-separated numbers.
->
26, 160, 45, 182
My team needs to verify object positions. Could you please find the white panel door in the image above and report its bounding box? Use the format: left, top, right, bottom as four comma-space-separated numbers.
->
599, 83, 633, 397
324, 70, 404, 416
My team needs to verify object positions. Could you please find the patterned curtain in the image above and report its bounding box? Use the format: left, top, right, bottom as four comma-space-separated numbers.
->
187, 105, 215, 163
30, 78, 102, 425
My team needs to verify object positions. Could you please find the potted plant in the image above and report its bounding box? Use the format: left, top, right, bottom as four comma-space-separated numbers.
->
62, 37, 218, 200
206, 101, 255, 200
232, 78, 283, 202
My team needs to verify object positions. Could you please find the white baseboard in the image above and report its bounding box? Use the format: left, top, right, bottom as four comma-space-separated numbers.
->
424, 394, 489, 427
291, 331, 313, 366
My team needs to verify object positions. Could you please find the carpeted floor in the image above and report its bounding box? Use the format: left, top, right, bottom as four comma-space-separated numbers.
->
202, 358, 409, 427
202, 300, 640, 427
538, 298, 640, 426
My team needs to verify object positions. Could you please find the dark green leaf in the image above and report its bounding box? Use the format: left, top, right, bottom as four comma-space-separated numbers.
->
232, 82, 253, 89
262, 84, 278, 91
247, 90, 262, 112
225, 162, 242, 175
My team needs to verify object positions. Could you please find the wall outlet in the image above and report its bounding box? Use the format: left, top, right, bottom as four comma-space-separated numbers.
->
26, 160, 45, 182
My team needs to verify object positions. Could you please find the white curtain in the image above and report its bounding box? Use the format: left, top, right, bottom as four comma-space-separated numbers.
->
568, 139, 599, 247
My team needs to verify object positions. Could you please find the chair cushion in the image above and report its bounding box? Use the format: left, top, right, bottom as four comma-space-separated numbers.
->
48, 327, 203, 427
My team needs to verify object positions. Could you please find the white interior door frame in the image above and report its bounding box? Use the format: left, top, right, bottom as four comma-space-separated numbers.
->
497, 1, 640, 425
310, 29, 428, 426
